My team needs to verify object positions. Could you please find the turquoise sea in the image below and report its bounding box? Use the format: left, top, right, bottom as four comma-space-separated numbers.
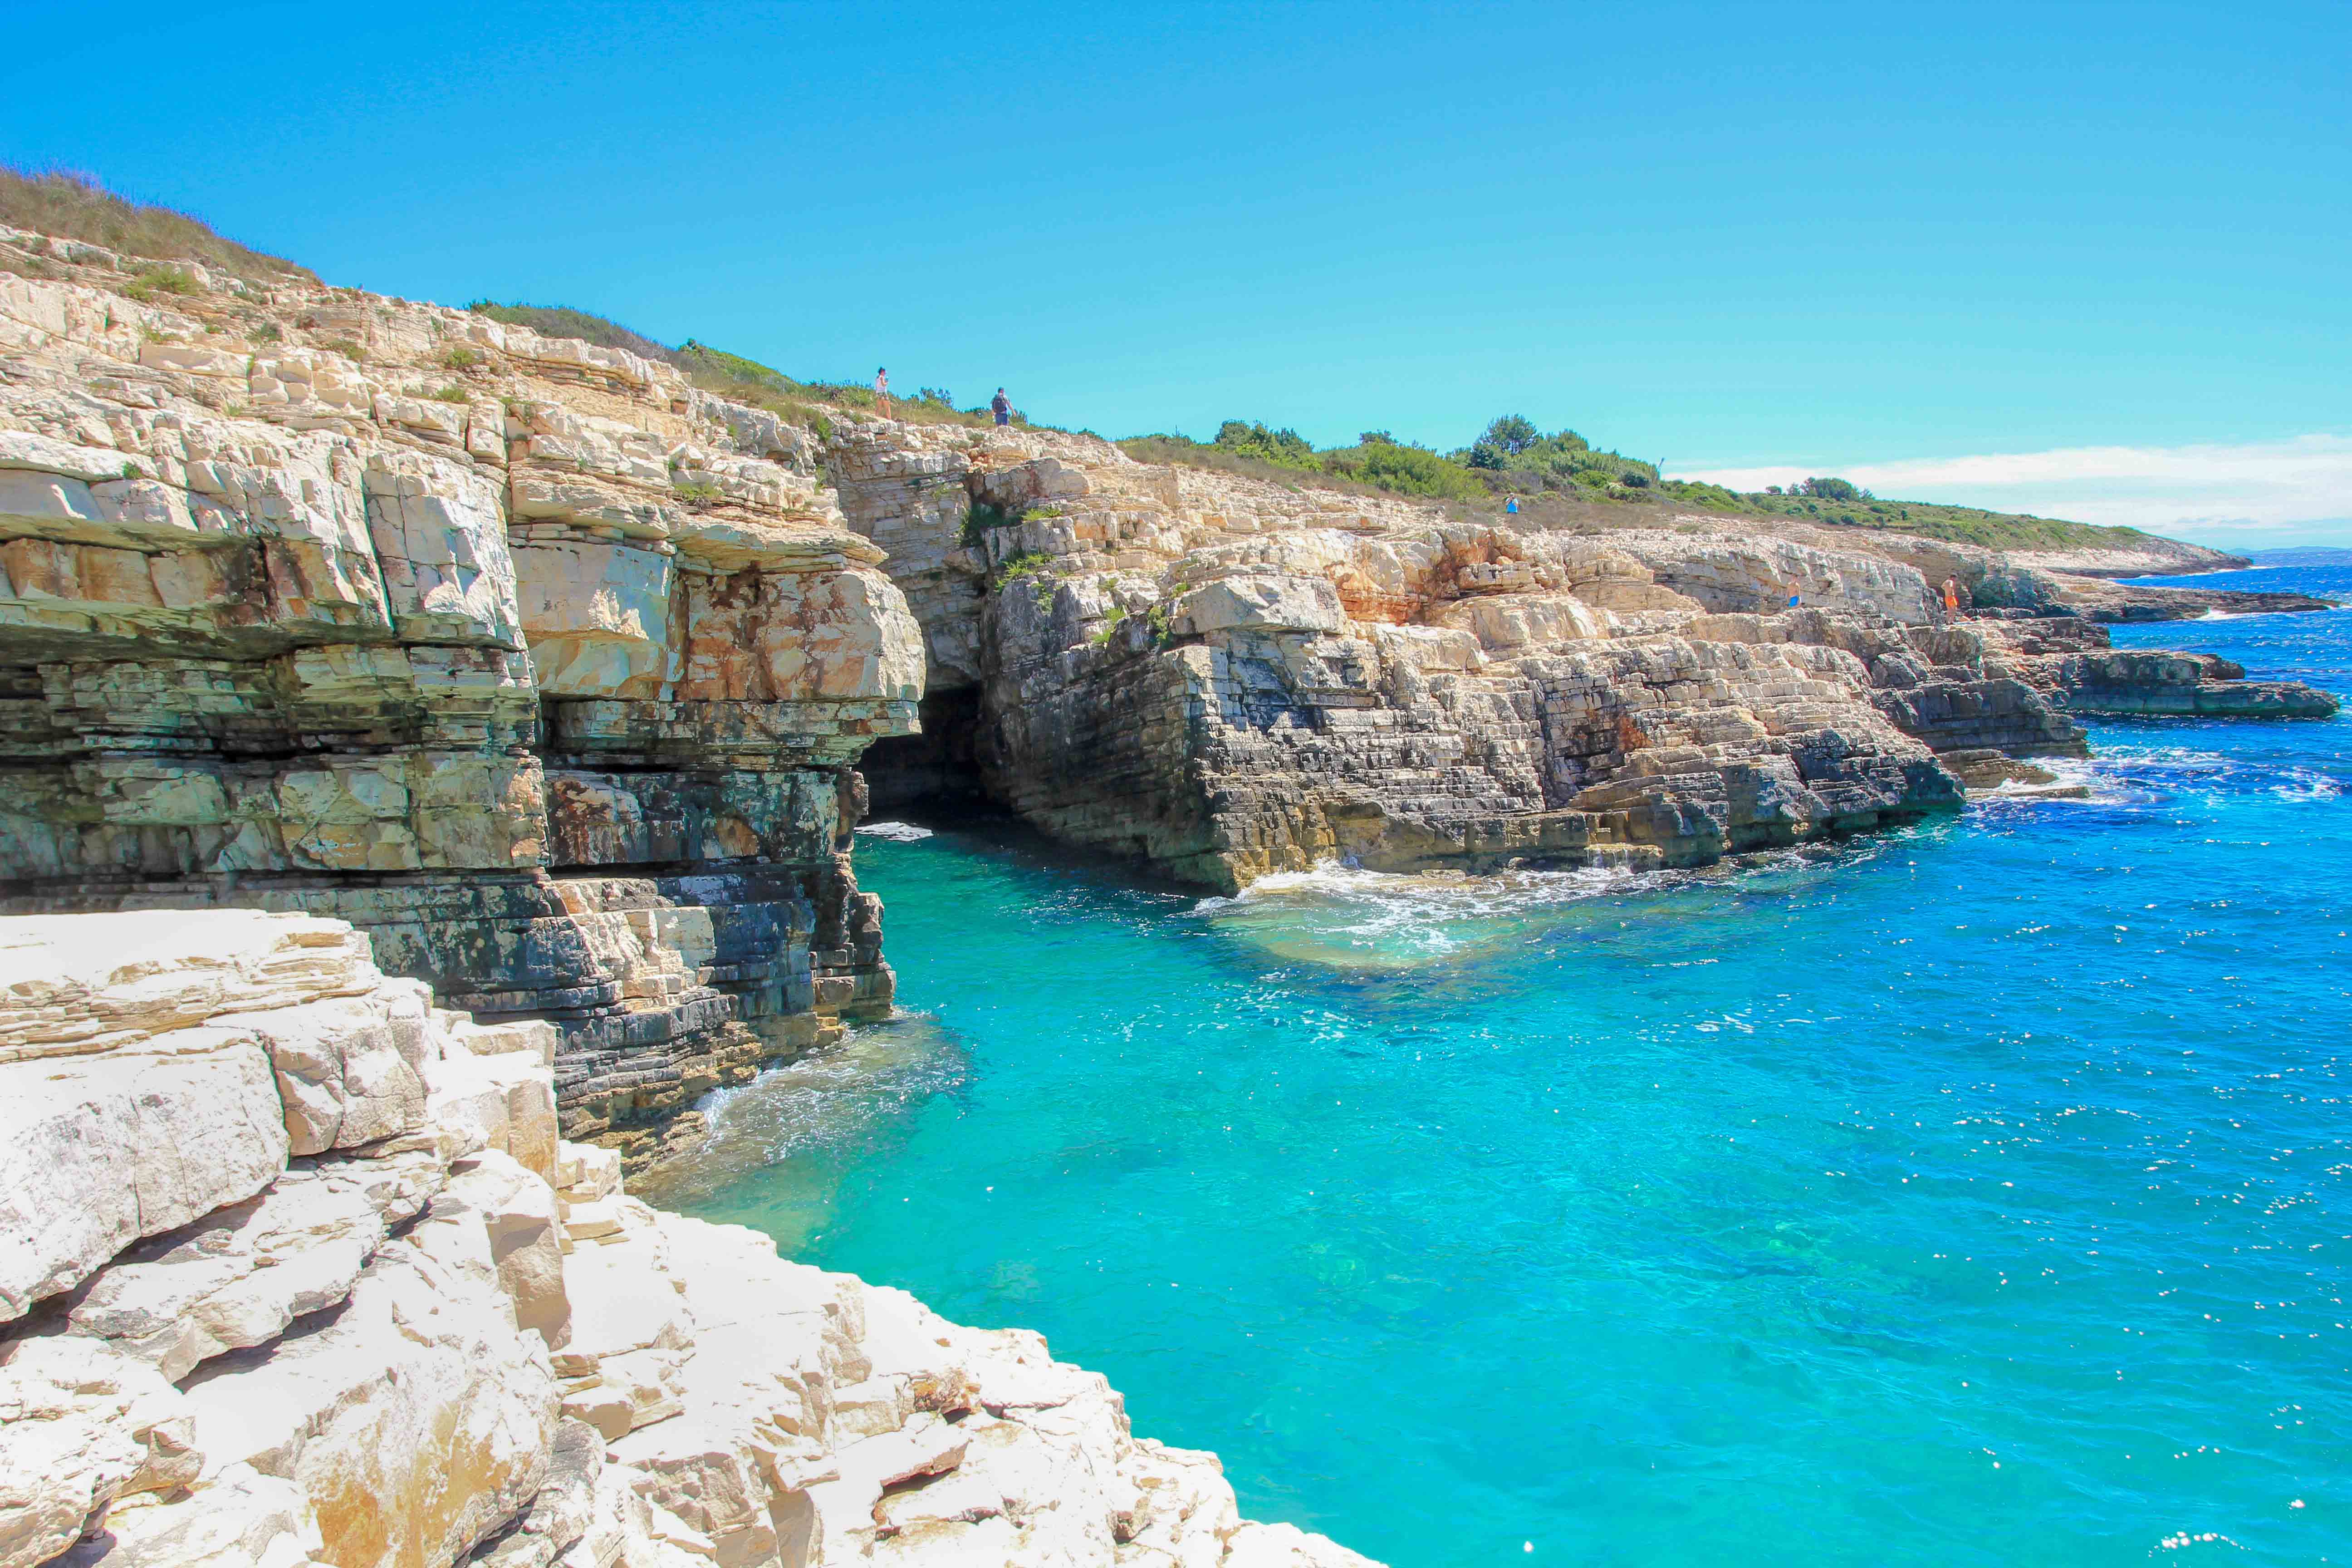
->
648, 564, 2352, 1567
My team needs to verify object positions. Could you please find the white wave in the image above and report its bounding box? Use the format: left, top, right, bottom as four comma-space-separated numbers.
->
1967, 754, 2116, 805
1198, 859, 1640, 916
1190, 858, 1699, 966
857, 821, 935, 841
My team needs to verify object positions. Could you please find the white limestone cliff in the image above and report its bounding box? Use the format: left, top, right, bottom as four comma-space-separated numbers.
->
0, 910, 1375, 1568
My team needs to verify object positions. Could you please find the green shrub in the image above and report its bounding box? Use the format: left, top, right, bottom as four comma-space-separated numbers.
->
440, 346, 482, 371
1323, 436, 1489, 501
431, 385, 470, 404
250, 319, 281, 343
1088, 604, 1128, 646
1213, 420, 1319, 470
996, 550, 1060, 611
1465, 413, 1541, 469
961, 501, 1018, 547
322, 338, 365, 362
1021, 505, 1063, 521
674, 481, 721, 504
121, 264, 198, 302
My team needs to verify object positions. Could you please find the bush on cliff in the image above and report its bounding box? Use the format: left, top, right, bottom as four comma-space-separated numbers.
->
1320, 432, 1490, 500
1212, 420, 1320, 470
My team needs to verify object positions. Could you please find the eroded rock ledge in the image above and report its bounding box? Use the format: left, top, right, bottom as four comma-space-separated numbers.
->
0, 910, 1374, 1568
0, 218, 2336, 1156
0, 231, 923, 1169
838, 426, 2337, 895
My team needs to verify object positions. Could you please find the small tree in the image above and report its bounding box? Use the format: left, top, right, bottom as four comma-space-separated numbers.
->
1467, 413, 1541, 469
1802, 476, 1862, 502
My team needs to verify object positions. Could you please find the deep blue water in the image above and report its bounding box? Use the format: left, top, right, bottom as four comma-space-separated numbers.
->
650, 573, 2352, 1567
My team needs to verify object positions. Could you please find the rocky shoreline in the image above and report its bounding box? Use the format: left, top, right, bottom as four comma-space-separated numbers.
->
0, 218, 2341, 1568
0, 910, 1371, 1568
0, 220, 2338, 1154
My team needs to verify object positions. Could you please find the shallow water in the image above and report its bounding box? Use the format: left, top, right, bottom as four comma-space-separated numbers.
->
651, 578, 2352, 1566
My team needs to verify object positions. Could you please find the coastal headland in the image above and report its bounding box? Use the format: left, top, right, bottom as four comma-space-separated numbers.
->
0, 193, 2338, 1568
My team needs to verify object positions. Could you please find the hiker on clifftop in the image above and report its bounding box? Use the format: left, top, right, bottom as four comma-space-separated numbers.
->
991, 387, 1011, 426
875, 367, 891, 419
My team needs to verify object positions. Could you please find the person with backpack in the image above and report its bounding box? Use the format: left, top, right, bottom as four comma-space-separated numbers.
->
991, 387, 1011, 426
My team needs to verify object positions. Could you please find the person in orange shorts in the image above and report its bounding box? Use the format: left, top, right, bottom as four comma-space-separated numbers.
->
1941, 576, 1961, 618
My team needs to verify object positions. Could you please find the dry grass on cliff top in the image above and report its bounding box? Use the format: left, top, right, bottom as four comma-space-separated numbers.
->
0, 166, 317, 284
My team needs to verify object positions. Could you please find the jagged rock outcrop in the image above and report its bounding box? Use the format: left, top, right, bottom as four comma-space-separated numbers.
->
0, 910, 1375, 1568
843, 431, 2090, 891
0, 216, 2334, 1091
837, 429, 2337, 892
1971, 615, 2339, 719
2002, 535, 2248, 579
0, 230, 922, 1167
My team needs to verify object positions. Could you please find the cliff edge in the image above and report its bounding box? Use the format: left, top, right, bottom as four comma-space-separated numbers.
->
0, 228, 922, 1171
0, 909, 1375, 1568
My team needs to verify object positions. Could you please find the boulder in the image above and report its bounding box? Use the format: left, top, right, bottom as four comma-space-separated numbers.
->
0, 1337, 201, 1568
0, 1042, 289, 1323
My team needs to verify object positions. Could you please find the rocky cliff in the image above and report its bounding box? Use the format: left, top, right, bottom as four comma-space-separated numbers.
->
840, 427, 2334, 895
0, 230, 922, 1171
0, 220, 2336, 1114
0, 910, 1370, 1568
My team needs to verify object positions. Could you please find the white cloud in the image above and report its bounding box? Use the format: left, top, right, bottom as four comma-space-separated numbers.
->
1675, 434, 2352, 550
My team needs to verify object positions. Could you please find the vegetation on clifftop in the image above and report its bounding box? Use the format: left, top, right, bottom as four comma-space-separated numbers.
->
0, 165, 316, 284
461, 302, 1035, 436
1657, 482, 2177, 554
0, 167, 2205, 562
1126, 413, 2180, 556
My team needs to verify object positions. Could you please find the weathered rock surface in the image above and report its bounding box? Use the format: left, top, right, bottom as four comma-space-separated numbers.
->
0, 910, 1376, 1568
0, 228, 919, 1167
844, 431, 2046, 890
835, 428, 2336, 890
0, 216, 2330, 1127
1971, 615, 2340, 720
2042, 575, 2338, 622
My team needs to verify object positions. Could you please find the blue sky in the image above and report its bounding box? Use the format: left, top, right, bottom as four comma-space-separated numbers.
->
5, 1, 2347, 545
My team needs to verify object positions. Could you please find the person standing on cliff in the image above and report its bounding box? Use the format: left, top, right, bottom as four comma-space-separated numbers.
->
1942, 576, 1961, 618
875, 367, 892, 420
991, 387, 1011, 426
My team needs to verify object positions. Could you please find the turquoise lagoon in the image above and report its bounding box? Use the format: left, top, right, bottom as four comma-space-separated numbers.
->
647, 568, 2352, 1567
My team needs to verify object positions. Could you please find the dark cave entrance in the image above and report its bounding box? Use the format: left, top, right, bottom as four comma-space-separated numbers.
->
858, 686, 995, 820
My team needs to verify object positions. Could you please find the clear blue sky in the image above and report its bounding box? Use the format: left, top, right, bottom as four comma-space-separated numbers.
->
6, 1, 2348, 543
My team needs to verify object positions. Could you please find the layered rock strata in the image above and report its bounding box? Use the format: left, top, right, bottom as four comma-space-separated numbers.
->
836, 432, 2102, 891
1973, 615, 2338, 719
833, 429, 2337, 892
0, 910, 1374, 1568
0, 230, 922, 1166
0, 217, 2334, 1102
